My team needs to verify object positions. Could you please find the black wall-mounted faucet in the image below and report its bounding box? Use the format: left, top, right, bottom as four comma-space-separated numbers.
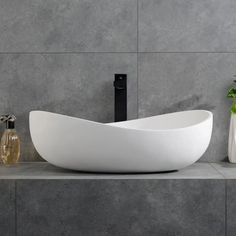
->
113, 74, 127, 122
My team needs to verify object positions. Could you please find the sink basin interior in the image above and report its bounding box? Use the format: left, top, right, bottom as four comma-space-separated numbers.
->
108, 110, 212, 130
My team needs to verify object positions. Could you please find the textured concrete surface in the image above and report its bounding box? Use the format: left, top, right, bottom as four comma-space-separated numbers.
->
139, 0, 236, 52
2, 162, 236, 235
211, 163, 236, 179
138, 53, 235, 162
0, 162, 224, 179
16, 179, 225, 236
0, 180, 15, 236
0, 54, 137, 161
0, 0, 137, 52
0, 0, 235, 234
0, 0, 235, 162
227, 180, 236, 236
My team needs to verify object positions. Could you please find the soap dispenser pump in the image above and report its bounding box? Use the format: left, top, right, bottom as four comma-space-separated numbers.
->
0, 115, 20, 165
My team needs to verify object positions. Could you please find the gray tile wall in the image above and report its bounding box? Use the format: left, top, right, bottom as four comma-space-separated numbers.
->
0, 54, 137, 161
227, 180, 236, 236
0, 0, 235, 161
16, 179, 226, 236
0, 177, 227, 236
0, 180, 15, 236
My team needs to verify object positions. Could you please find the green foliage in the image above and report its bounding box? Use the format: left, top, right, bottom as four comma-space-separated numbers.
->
231, 103, 236, 114
228, 76, 236, 114
227, 88, 236, 98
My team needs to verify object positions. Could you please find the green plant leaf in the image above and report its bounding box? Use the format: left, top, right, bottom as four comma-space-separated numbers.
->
231, 103, 236, 114
227, 88, 236, 98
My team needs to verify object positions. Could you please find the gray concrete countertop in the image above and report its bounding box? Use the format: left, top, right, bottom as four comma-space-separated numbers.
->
0, 162, 233, 179
211, 162, 236, 179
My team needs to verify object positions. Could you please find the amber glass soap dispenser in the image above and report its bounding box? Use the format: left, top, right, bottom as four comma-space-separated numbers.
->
0, 115, 20, 165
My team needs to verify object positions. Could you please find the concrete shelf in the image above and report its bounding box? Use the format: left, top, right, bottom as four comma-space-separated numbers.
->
0, 162, 235, 235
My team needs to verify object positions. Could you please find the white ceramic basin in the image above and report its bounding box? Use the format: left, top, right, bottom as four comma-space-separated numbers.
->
29, 110, 213, 173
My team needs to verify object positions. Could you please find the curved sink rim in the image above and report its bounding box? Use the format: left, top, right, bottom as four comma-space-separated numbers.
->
30, 109, 213, 132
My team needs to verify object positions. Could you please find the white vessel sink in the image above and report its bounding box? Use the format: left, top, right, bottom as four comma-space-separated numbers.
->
29, 110, 213, 173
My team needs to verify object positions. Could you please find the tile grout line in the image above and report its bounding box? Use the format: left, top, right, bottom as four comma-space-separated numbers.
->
225, 179, 228, 236
1, 52, 236, 55
208, 163, 227, 236
137, 52, 236, 54
137, 0, 139, 119
137, 53, 139, 119
15, 181, 17, 236
209, 163, 226, 179
0, 52, 138, 54
137, 0, 138, 53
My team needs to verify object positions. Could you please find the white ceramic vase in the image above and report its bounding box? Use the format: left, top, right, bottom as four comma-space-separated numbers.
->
228, 114, 236, 163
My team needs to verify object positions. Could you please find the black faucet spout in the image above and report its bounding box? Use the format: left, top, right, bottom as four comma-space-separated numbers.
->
114, 74, 127, 122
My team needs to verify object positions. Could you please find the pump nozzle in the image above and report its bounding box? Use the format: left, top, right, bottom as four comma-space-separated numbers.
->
0, 115, 16, 129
